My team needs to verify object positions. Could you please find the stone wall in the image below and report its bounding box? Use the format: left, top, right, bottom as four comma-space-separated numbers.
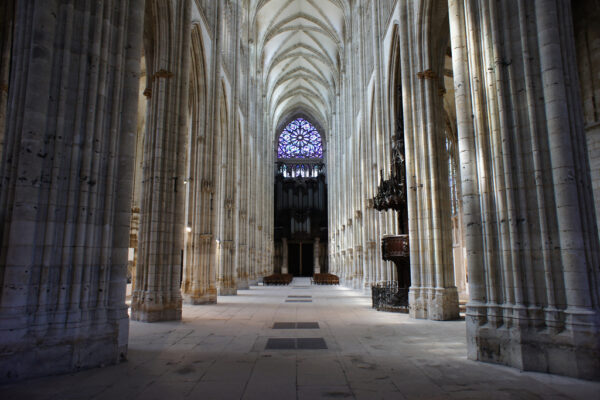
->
0, 0, 143, 381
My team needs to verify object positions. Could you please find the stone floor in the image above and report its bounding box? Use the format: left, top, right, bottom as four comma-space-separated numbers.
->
3, 278, 599, 399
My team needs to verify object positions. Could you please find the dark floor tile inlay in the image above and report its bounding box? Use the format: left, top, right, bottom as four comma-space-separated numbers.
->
273, 322, 296, 329
285, 299, 312, 303
272, 322, 320, 329
265, 338, 327, 350
297, 338, 328, 350
265, 338, 296, 350
297, 322, 320, 329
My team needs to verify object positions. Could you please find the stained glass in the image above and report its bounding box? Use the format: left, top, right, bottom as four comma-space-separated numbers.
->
277, 118, 323, 158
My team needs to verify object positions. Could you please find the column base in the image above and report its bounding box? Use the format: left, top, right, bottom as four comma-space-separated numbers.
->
218, 287, 237, 296
237, 280, 250, 290
130, 306, 181, 322
0, 331, 127, 383
130, 294, 182, 322
467, 306, 600, 380
183, 292, 217, 305
0, 307, 128, 383
409, 287, 459, 321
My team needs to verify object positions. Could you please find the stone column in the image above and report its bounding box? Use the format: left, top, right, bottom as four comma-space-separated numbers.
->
215, 158, 238, 295
365, 241, 376, 286
215, 79, 237, 295
128, 56, 148, 290
184, 234, 217, 304
347, 248, 354, 286
237, 243, 249, 289
313, 237, 320, 274
281, 238, 289, 274
131, 0, 192, 322
354, 245, 363, 289
247, 247, 256, 284
181, 24, 218, 304
392, 0, 458, 321
236, 130, 250, 290
247, 218, 257, 284
340, 250, 347, 281
0, 0, 14, 159
449, 0, 600, 379
237, 210, 249, 290
0, 0, 144, 381
573, 1, 600, 235
217, 240, 237, 295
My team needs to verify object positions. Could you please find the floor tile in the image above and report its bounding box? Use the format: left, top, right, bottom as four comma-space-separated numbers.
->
3, 277, 599, 400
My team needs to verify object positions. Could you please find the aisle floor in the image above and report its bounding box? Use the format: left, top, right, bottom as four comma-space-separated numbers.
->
3, 278, 599, 399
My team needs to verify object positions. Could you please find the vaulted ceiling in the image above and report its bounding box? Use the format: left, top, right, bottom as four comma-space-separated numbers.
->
252, 0, 348, 134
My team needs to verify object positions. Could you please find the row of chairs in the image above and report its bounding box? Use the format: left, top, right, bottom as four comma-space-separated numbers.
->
311, 273, 340, 285
263, 273, 293, 285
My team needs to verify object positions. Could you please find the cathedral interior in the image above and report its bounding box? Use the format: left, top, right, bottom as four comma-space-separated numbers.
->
1, 0, 600, 398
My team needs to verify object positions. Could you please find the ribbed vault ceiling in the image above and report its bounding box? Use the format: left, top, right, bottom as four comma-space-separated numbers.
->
252, 0, 348, 133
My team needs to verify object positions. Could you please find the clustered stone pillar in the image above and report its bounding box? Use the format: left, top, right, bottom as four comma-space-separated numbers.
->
181, 24, 217, 305
237, 210, 249, 289
215, 88, 237, 296
0, 0, 143, 381
572, 0, 600, 244
128, 54, 148, 289
328, 50, 399, 291
449, 0, 600, 379
281, 238, 289, 274
313, 237, 320, 274
214, 2, 245, 296
0, 0, 14, 159
236, 142, 250, 290
393, 0, 459, 321
131, 0, 192, 322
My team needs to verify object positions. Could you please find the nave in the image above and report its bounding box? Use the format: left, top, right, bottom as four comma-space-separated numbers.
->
3, 279, 599, 400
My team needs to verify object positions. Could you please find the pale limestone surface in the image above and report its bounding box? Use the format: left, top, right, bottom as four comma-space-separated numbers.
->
3, 279, 599, 400
2, 0, 600, 385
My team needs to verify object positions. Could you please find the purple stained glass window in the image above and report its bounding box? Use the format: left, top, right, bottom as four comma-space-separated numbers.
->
277, 118, 323, 159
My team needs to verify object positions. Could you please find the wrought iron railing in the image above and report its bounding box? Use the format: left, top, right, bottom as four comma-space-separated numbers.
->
371, 281, 409, 313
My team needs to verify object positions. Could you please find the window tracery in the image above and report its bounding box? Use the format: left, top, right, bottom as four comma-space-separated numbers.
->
277, 118, 323, 159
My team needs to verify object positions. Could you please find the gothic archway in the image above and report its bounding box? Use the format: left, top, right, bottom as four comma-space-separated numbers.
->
274, 116, 328, 277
